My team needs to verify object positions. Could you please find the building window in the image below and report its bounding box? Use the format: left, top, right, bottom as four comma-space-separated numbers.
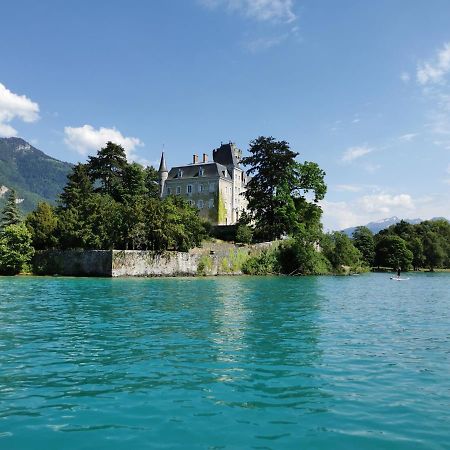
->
187, 184, 192, 194
199, 167, 205, 177
209, 182, 215, 192
208, 198, 214, 208
167, 187, 172, 195
198, 199, 204, 208
198, 184, 204, 193
188, 200, 195, 206
177, 169, 183, 178
176, 186, 181, 195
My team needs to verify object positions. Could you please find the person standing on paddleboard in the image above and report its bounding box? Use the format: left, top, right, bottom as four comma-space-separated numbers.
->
397, 267, 401, 278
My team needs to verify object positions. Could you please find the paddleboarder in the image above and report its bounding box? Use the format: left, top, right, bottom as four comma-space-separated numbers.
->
397, 267, 401, 278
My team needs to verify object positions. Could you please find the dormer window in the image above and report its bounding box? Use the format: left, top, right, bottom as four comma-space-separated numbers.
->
198, 166, 205, 177
178, 169, 183, 178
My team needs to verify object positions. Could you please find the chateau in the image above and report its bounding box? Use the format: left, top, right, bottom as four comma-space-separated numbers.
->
158, 142, 248, 225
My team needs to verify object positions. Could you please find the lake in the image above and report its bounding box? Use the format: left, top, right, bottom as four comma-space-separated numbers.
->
0, 273, 449, 449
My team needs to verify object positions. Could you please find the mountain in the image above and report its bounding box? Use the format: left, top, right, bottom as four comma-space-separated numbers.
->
0, 137, 72, 213
341, 216, 423, 236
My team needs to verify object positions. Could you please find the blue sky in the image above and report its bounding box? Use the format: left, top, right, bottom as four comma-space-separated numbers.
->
1, 0, 449, 229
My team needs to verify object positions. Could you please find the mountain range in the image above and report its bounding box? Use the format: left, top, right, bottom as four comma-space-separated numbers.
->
341, 216, 447, 236
0, 137, 72, 213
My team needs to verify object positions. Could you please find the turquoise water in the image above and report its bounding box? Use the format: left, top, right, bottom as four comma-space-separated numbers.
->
0, 274, 449, 449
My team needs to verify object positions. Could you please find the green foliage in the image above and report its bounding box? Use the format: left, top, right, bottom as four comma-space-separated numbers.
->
144, 166, 160, 198
26, 202, 58, 249
242, 249, 279, 275
352, 226, 375, 266
58, 163, 93, 209
373, 218, 450, 270
235, 224, 253, 244
87, 141, 128, 200
375, 235, 413, 270
217, 190, 227, 224
1, 189, 21, 228
322, 231, 363, 272
278, 234, 331, 275
32, 143, 207, 253
242, 136, 326, 241
197, 255, 213, 276
0, 137, 72, 213
144, 196, 206, 252
422, 231, 445, 271
0, 223, 34, 274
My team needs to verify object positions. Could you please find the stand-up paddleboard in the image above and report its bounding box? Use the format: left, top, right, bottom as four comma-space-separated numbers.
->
390, 277, 410, 281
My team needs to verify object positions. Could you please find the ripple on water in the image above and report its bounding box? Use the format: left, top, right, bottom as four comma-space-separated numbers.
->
0, 274, 449, 449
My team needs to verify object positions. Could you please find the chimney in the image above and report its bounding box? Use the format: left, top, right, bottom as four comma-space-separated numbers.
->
193, 154, 198, 164
202, 153, 208, 163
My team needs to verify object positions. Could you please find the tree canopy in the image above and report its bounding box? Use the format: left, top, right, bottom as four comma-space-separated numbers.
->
241, 136, 326, 241
26, 142, 207, 252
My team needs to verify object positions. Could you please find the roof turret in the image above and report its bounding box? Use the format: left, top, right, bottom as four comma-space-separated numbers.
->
158, 152, 167, 173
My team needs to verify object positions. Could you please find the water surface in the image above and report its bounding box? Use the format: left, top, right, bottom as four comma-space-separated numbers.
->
0, 273, 449, 449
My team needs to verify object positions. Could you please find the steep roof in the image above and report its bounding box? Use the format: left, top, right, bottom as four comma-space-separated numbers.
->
167, 162, 232, 180
158, 152, 167, 172
212, 142, 241, 168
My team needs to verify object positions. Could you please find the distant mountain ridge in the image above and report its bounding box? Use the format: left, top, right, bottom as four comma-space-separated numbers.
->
342, 216, 448, 236
0, 137, 72, 213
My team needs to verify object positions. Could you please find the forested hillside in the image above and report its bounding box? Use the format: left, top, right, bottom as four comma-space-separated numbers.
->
0, 137, 72, 212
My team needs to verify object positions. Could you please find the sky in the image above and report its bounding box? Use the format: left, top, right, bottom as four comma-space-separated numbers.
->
0, 0, 449, 230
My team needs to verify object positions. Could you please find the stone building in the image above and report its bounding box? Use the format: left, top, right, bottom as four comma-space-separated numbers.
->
158, 142, 248, 225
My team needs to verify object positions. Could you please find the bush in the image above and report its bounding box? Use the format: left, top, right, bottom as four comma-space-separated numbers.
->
235, 224, 253, 244
0, 223, 35, 275
278, 238, 331, 275
242, 249, 279, 275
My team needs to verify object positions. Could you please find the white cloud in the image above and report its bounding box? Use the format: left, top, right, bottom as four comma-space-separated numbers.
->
64, 124, 143, 161
359, 193, 414, 214
243, 33, 289, 52
341, 145, 373, 162
417, 42, 450, 85
399, 133, 418, 142
400, 72, 410, 83
321, 192, 449, 231
335, 184, 361, 192
0, 82, 40, 137
200, 0, 296, 22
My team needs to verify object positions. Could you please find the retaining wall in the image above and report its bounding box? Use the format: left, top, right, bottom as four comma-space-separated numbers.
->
32, 250, 112, 276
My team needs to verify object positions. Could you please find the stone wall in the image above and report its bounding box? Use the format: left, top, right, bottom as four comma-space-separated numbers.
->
32, 242, 275, 277
32, 250, 112, 276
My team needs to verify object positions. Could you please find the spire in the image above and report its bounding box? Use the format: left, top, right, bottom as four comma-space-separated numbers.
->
158, 152, 167, 173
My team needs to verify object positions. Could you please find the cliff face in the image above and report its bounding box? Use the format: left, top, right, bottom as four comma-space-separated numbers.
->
0, 137, 72, 212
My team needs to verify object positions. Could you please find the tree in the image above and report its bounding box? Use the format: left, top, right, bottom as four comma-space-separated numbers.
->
322, 232, 362, 271
26, 202, 59, 250
278, 228, 331, 275
1, 189, 21, 228
87, 141, 128, 200
144, 196, 206, 252
145, 165, 160, 198
59, 163, 93, 209
235, 224, 253, 244
122, 162, 147, 199
408, 236, 424, 271
352, 226, 375, 266
0, 223, 34, 274
422, 231, 445, 271
375, 235, 413, 270
242, 136, 326, 241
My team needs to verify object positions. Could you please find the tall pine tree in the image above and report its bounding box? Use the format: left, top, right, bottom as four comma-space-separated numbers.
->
1, 189, 21, 228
